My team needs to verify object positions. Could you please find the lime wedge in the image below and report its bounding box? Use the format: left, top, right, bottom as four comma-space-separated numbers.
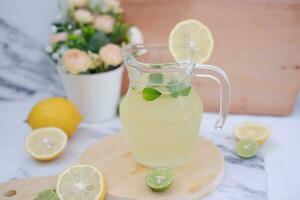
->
35, 189, 59, 200
145, 168, 175, 192
169, 19, 214, 64
236, 139, 259, 159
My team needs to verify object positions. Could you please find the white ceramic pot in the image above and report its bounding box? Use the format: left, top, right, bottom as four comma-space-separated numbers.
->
60, 66, 124, 123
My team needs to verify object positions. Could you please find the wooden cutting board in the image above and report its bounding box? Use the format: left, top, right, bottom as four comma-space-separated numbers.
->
0, 133, 224, 200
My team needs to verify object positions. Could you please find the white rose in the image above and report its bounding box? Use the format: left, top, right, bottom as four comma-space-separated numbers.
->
99, 44, 122, 66
62, 49, 92, 74
50, 32, 68, 44
128, 26, 144, 44
93, 15, 115, 33
72, 0, 89, 7
73, 9, 94, 23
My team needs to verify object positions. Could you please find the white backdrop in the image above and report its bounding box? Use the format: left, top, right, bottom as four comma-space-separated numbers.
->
0, 0, 60, 45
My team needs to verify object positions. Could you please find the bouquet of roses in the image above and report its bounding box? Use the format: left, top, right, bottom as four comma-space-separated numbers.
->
47, 0, 143, 74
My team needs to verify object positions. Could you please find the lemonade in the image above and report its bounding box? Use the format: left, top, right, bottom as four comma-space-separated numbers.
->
120, 20, 230, 167
120, 87, 203, 167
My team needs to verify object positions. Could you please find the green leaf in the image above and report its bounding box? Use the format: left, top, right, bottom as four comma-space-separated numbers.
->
177, 86, 191, 96
51, 41, 64, 53
52, 22, 69, 33
35, 189, 59, 200
166, 81, 191, 97
67, 34, 87, 50
110, 22, 129, 44
80, 24, 96, 41
87, 32, 109, 52
149, 73, 163, 84
142, 88, 162, 101
149, 64, 162, 68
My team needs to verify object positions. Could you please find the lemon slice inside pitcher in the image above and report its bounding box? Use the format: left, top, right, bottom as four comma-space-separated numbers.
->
169, 19, 214, 64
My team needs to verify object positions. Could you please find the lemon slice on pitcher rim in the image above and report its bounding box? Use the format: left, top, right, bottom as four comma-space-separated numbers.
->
169, 19, 214, 64
56, 164, 106, 200
25, 127, 67, 161
234, 122, 272, 145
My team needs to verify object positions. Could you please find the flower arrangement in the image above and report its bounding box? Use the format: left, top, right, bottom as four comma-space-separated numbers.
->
47, 0, 143, 75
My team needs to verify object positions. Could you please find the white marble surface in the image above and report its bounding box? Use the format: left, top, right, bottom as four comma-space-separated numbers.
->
0, 18, 299, 200
0, 93, 268, 200
0, 0, 60, 45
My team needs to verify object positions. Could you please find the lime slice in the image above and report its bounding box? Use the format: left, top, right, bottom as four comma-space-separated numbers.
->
145, 168, 175, 192
236, 139, 259, 159
234, 122, 271, 144
35, 189, 59, 200
169, 19, 214, 64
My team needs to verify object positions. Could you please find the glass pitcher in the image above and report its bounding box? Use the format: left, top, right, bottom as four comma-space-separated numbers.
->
120, 44, 230, 168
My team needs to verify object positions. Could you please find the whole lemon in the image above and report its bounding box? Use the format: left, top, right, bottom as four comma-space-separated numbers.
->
27, 97, 82, 137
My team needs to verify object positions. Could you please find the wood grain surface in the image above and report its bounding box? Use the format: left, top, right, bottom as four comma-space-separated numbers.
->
121, 0, 300, 115
0, 134, 224, 200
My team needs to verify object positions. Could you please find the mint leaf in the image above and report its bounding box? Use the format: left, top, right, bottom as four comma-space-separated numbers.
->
166, 84, 180, 97
177, 86, 191, 96
149, 73, 163, 84
166, 81, 191, 97
150, 64, 162, 68
142, 88, 161, 101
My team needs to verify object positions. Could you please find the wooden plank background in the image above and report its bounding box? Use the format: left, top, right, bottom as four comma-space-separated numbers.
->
121, 0, 300, 115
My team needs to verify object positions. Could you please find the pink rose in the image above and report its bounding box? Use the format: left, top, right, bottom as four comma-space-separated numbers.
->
62, 49, 92, 74
73, 9, 93, 24
99, 44, 122, 66
50, 32, 68, 44
93, 15, 115, 33
72, 0, 88, 7
102, 0, 122, 13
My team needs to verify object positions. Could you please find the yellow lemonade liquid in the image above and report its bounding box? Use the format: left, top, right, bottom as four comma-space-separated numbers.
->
120, 87, 203, 167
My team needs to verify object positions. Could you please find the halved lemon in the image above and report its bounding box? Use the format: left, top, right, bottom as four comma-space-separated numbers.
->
169, 19, 214, 64
234, 122, 272, 145
25, 127, 67, 161
56, 164, 106, 200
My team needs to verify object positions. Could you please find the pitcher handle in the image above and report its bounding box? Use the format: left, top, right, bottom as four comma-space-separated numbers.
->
193, 64, 231, 130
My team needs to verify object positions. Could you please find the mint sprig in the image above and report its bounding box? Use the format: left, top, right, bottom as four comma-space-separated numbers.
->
142, 88, 161, 101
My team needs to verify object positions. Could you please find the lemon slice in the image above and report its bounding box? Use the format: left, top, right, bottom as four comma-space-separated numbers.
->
25, 127, 67, 161
56, 164, 106, 200
234, 122, 272, 145
169, 19, 214, 64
